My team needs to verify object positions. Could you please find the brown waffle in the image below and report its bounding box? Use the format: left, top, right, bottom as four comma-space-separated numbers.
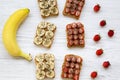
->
61, 54, 83, 80
66, 22, 85, 48
63, 0, 85, 19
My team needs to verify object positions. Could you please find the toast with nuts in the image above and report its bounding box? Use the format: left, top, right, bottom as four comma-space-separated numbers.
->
63, 0, 85, 19
35, 53, 55, 80
61, 54, 83, 80
34, 21, 56, 48
38, 0, 59, 18
66, 22, 85, 48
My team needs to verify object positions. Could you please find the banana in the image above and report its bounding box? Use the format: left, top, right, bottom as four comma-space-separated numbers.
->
42, 39, 52, 48
36, 62, 45, 70
49, 7, 58, 14
35, 54, 44, 62
36, 28, 45, 36
41, 9, 50, 17
45, 31, 54, 39
44, 54, 55, 61
48, 0, 56, 7
34, 36, 43, 45
2, 8, 32, 61
38, 21, 47, 29
39, 1, 49, 9
47, 23, 56, 31
46, 70, 55, 78
45, 61, 55, 69
36, 70, 45, 80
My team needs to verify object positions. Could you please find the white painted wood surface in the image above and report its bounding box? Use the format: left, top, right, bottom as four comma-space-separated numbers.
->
0, 0, 120, 80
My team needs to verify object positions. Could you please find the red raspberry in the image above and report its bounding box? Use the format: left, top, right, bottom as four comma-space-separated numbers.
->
103, 61, 111, 68
94, 4, 101, 12
96, 49, 103, 56
90, 71, 97, 78
63, 67, 68, 73
73, 75, 79, 80
93, 34, 101, 42
100, 20, 106, 27
108, 30, 114, 37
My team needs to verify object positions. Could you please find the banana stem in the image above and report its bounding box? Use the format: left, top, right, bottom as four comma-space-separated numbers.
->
20, 52, 32, 61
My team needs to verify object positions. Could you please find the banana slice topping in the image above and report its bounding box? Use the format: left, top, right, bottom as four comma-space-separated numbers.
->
39, 1, 49, 9
36, 62, 45, 70
46, 70, 55, 78
45, 31, 54, 39
49, 7, 58, 15
48, 0, 56, 7
34, 36, 43, 45
36, 28, 45, 37
45, 61, 55, 69
36, 70, 45, 80
47, 24, 56, 31
45, 54, 55, 61
42, 39, 52, 48
35, 54, 44, 62
41, 9, 50, 17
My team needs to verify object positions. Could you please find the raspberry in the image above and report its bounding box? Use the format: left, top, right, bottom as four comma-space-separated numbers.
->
96, 49, 103, 56
90, 71, 97, 78
100, 20, 106, 27
103, 61, 111, 68
63, 67, 68, 73
108, 30, 114, 37
94, 4, 101, 12
93, 34, 101, 42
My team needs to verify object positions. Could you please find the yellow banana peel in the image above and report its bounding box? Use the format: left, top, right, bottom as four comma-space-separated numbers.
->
2, 8, 32, 61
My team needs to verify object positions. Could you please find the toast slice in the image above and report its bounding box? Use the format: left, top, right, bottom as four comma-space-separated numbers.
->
34, 21, 56, 48
63, 0, 85, 19
38, 0, 59, 18
66, 22, 85, 48
35, 53, 55, 79
61, 54, 83, 80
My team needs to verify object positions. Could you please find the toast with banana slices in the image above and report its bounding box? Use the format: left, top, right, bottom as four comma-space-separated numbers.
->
38, 0, 59, 18
35, 53, 55, 79
34, 21, 56, 48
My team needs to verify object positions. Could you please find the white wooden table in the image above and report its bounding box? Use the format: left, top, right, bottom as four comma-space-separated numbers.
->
0, 0, 120, 80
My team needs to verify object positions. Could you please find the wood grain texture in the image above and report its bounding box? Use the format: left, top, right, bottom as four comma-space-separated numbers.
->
0, 0, 120, 80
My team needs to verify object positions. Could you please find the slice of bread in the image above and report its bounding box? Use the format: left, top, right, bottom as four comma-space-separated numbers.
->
61, 54, 83, 80
38, 0, 59, 18
66, 22, 85, 48
63, 0, 85, 19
